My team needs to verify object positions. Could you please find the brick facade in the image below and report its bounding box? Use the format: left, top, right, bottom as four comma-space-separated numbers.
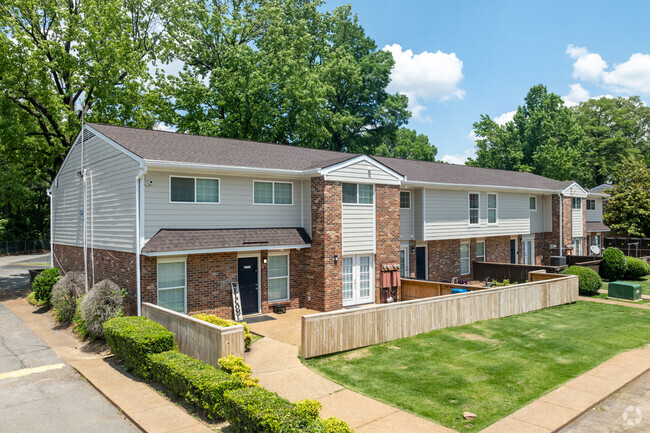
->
427, 239, 461, 281
375, 185, 401, 302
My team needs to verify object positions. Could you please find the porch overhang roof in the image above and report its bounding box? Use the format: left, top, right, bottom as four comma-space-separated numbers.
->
142, 228, 311, 257
586, 221, 611, 233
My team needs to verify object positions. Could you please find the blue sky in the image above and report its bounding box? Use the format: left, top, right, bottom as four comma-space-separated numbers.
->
324, 0, 650, 163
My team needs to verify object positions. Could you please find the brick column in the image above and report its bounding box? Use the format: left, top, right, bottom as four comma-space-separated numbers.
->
408, 240, 417, 279
375, 184, 401, 302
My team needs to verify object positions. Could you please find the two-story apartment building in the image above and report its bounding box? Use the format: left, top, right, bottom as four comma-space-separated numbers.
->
50, 124, 607, 317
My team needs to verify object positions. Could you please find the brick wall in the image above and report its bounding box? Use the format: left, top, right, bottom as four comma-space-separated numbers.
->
486, 236, 511, 263
375, 184, 401, 302
427, 239, 461, 281
305, 177, 343, 311
408, 240, 417, 279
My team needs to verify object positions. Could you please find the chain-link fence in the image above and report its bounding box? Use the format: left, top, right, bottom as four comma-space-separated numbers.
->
0, 239, 49, 255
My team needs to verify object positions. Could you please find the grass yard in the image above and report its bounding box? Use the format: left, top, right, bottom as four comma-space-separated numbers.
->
602, 275, 650, 296
304, 301, 650, 432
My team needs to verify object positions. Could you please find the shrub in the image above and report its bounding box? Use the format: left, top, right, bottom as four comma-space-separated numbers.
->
218, 355, 259, 387
51, 271, 85, 322
73, 296, 89, 340
624, 256, 650, 280
321, 418, 354, 433
103, 316, 174, 377
193, 313, 253, 349
562, 266, 602, 296
295, 399, 321, 421
149, 351, 244, 420
223, 387, 326, 433
80, 280, 124, 339
27, 291, 48, 306
32, 267, 60, 304
601, 247, 627, 281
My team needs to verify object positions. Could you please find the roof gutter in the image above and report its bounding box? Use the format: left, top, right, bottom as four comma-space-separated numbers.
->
46, 188, 53, 268
142, 243, 311, 257
403, 180, 560, 194
144, 159, 310, 177
135, 164, 147, 316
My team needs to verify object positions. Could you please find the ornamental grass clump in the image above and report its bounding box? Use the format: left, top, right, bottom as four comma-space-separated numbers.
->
80, 280, 125, 339
601, 247, 627, 281
51, 271, 85, 322
31, 267, 60, 304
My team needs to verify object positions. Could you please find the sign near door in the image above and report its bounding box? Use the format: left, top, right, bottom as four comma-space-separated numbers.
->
231, 282, 243, 321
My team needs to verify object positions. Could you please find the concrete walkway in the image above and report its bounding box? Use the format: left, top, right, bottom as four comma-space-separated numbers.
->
2, 295, 213, 433
598, 288, 650, 300
579, 296, 650, 309
245, 337, 455, 433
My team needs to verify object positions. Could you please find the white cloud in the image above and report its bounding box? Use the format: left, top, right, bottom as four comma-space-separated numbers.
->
562, 83, 590, 107
441, 148, 475, 165
383, 43, 465, 121
467, 130, 477, 140
566, 45, 650, 95
494, 110, 516, 125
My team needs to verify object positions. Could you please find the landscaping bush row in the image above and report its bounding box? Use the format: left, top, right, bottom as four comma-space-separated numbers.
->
601, 247, 627, 281
32, 267, 60, 304
104, 316, 353, 432
561, 266, 602, 296
624, 256, 650, 280
193, 313, 253, 349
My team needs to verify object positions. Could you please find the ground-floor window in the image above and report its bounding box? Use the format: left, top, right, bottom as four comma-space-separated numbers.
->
476, 241, 485, 262
157, 258, 186, 313
400, 246, 409, 278
268, 254, 289, 302
460, 242, 470, 275
572, 237, 582, 255
522, 238, 534, 265
342, 254, 373, 306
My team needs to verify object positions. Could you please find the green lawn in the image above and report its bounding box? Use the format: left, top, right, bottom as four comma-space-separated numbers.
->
304, 302, 650, 432
602, 275, 650, 296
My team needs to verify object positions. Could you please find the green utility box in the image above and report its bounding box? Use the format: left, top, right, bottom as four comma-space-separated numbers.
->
608, 281, 642, 301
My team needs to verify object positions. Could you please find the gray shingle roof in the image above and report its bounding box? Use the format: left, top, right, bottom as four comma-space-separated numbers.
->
89, 123, 575, 191
142, 228, 311, 254
586, 222, 611, 233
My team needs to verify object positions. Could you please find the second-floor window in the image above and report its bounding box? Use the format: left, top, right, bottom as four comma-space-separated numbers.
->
468, 193, 479, 226
571, 198, 582, 209
170, 176, 219, 203
254, 181, 293, 205
529, 196, 537, 211
342, 183, 373, 204
400, 191, 411, 209
586, 199, 596, 210
487, 193, 497, 224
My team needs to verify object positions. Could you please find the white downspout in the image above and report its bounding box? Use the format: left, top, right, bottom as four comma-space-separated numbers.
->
558, 193, 563, 258
135, 165, 147, 316
47, 188, 53, 268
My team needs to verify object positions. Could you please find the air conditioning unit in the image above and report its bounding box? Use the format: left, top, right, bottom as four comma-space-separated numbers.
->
550, 256, 567, 266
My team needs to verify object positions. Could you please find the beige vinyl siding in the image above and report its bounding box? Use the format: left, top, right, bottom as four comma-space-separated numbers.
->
413, 189, 423, 240
586, 197, 603, 222
342, 203, 375, 254
144, 170, 302, 239
302, 179, 312, 237
572, 208, 583, 238
530, 195, 553, 233
400, 190, 414, 240
52, 135, 140, 252
424, 189, 530, 240
324, 160, 400, 185
564, 184, 587, 197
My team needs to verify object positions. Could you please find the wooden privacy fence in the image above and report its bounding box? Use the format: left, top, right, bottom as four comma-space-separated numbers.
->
472, 261, 565, 283
301, 272, 578, 358
604, 237, 650, 257
142, 303, 245, 367
401, 279, 490, 300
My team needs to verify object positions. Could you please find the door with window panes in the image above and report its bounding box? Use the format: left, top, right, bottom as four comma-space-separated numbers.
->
342, 255, 374, 306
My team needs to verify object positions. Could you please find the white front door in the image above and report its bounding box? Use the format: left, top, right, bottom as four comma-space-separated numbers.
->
522, 239, 534, 265
342, 255, 374, 306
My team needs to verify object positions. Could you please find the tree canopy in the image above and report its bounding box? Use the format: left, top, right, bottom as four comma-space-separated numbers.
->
603, 157, 650, 237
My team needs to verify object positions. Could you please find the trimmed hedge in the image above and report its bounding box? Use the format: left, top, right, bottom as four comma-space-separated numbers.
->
561, 266, 602, 296
103, 316, 174, 377
624, 256, 650, 280
32, 267, 60, 304
149, 351, 244, 420
321, 418, 354, 433
193, 313, 253, 349
601, 247, 627, 281
218, 355, 259, 387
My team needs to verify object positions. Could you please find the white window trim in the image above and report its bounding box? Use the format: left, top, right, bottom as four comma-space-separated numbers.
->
571, 197, 582, 210
529, 195, 537, 212
399, 244, 410, 278
400, 190, 411, 209
468, 192, 480, 227
416, 242, 428, 280
169, 175, 220, 204
586, 199, 596, 210
476, 239, 486, 263
522, 236, 535, 265
460, 241, 471, 275
267, 251, 290, 303
157, 256, 187, 314
487, 192, 498, 226
342, 183, 374, 206
253, 180, 294, 205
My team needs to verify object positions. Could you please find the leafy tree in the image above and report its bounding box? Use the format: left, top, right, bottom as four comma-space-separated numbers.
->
0, 0, 164, 237
374, 128, 438, 161
572, 96, 650, 186
603, 157, 650, 237
468, 84, 589, 183
155, 0, 418, 156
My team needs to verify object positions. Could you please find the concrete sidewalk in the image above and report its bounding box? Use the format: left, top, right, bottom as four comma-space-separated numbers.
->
598, 288, 650, 300
580, 295, 650, 309
2, 295, 213, 433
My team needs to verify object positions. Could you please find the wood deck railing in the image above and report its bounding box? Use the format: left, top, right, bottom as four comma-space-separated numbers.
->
401, 279, 490, 300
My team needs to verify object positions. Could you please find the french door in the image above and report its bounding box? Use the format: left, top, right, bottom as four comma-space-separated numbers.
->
522, 239, 534, 265
342, 255, 374, 306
